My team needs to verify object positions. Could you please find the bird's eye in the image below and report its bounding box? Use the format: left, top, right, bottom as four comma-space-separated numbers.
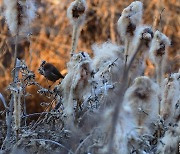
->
41, 60, 46, 66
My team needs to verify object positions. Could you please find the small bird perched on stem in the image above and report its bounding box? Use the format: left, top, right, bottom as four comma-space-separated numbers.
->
38, 61, 64, 82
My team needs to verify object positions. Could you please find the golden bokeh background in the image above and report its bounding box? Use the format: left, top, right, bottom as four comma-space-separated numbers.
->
0, 0, 179, 113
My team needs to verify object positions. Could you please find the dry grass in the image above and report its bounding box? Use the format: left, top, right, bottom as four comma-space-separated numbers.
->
0, 0, 179, 111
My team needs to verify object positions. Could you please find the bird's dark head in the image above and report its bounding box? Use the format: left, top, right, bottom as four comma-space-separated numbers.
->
41, 60, 46, 67
38, 61, 46, 75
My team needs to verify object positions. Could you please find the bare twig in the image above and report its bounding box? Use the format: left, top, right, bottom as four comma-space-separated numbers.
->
159, 8, 165, 32
0, 93, 8, 110
107, 42, 143, 153
4, 59, 21, 147
22, 112, 49, 118
109, 0, 116, 43
75, 134, 92, 154
31, 139, 74, 154
12, 34, 19, 82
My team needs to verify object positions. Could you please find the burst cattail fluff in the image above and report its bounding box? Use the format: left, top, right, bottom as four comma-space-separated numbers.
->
117, 1, 143, 40
115, 106, 138, 154
60, 52, 92, 115
92, 42, 124, 84
67, 0, 87, 56
12, 86, 23, 133
150, 30, 171, 86
161, 72, 180, 124
98, 106, 137, 154
156, 123, 180, 154
123, 76, 159, 134
3, 0, 36, 35
129, 26, 154, 81
117, 1, 143, 58
67, 0, 86, 26
131, 25, 153, 55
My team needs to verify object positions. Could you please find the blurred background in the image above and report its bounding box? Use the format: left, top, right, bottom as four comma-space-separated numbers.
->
0, 0, 179, 113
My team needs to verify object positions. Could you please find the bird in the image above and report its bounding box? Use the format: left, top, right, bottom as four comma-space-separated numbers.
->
38, 61, 64, 82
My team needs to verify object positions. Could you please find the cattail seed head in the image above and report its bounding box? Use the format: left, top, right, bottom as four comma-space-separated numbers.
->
3, 0, 36, 36
3, 0, 19, 35
161, 72, 180, 123
150, 30, 171, 86
92, 42, 124, 83
117, 1, 143, 41
134, 26, 154, 49
123, 76, 159, 134
60, 52, 92, 116
157, 123, 180, 154
67, 0, 86, 26
150, 30, 170, 62
128, 26, 154, 80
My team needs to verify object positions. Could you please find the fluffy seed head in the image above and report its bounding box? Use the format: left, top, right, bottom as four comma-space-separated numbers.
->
92, 42, 124, 83
3, 0, 36, 35
157, 124, 180, 154
161, 72, 180, 123
150, 30, 171, 62
133, 25, 154, 50
61, 51, 92, 115
117, 1, 143, 40
67, 0, 86, 26
123, 76, 159, 134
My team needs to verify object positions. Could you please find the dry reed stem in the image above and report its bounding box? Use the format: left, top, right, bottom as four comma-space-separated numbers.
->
107, 42, 143, 153
71, 24, 80, 56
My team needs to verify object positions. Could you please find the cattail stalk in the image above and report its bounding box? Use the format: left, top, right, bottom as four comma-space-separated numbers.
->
150, 30, 170, 116
107, 41, 143, 153
124, 38, 130, 69
67, 0, 86, 57
71, 24, 80, 56
117, 1, 143, 70
13, 34, 19, 82
13, 91, 21, 141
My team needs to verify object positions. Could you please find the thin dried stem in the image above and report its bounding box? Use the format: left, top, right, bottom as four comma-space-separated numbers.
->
109, 0, 115, 43
0, 93, 8, 109
107, 42, 143, 153
13, 34, 19, 82
124, 38, 130, 70
28, 34, 33, 68
31, 139, 74, 154
75, 134, 92, 154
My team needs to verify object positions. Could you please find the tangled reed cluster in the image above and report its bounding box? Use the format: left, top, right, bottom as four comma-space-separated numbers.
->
0, 0, 179, 154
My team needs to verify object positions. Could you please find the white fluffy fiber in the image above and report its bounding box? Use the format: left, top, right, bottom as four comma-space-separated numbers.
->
25, 0, 36, 25
114, 106, 138, 154
60, 52, 92, 115
67, 0, 86, 26
131, 25, 153, 54
117, 1, 143, 41
92, 42, 124, 83
99, 106, 137, 154
150, 30, 171, 63
157, 123, 180, 154
161, 72, 180, 123
123, 76, 159, 135
3, 0, 36, 35
149, 30, 171, 86
3, 0, 18, 35
129, 25, 153, 80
